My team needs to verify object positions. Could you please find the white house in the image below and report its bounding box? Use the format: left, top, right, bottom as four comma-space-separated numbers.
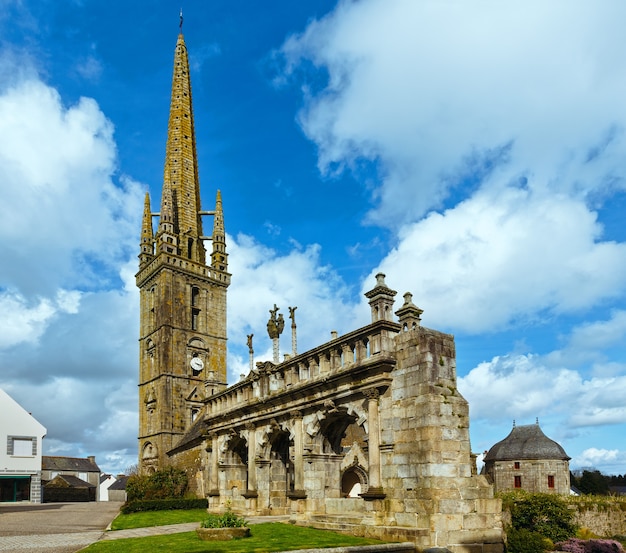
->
99, 474, 116, 501
0, 388, 47, 502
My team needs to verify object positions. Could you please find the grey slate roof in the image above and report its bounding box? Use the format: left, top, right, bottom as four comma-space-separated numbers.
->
484, 423, 570, 462
108, 476, 129, 490
45, 474, 95, 488
169, 413, 206, 454
42, 456, 100, 472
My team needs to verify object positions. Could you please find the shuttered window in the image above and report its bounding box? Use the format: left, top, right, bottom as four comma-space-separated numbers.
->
8, 437, 36, 456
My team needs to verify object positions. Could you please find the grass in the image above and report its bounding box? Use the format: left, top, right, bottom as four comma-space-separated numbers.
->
85, 522, 387, 553
109, 508, 209, 530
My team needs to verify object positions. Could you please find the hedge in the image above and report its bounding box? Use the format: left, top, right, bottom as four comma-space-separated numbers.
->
121, 497, 208, 514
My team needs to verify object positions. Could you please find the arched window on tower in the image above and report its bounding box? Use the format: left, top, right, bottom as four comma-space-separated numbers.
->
191, 286, 200, 331
149, 286, 156, 329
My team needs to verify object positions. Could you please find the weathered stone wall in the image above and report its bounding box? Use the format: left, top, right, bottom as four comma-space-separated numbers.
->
378, 326, 504, 553
571, 503, 626, 537
502, 500, 626, 538
171, 447, 204, 497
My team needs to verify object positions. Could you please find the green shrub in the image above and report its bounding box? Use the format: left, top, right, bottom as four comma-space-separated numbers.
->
121, 497, 208, 514
201, 504, 247, 528
501, 491, 578, 543
126, 466, 189, 502
506, 527, 551, 553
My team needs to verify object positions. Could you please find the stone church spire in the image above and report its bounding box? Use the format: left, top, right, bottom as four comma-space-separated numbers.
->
157, 31, 205, 263
136, 24, 230, 473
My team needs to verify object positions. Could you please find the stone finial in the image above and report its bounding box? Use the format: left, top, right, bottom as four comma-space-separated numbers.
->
365, 273, 397, 323
394, 291, 424, 330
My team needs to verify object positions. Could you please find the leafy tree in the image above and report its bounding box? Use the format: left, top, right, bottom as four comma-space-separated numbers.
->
578, 471, 610, 496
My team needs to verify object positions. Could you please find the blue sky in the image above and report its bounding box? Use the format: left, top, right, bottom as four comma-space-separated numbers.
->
1, 0, 625, 477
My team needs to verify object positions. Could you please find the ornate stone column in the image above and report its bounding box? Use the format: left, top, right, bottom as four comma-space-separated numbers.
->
289, 306, 298, 356
243, 424, 258, 498
208, 432, 219, 497
361, 388, 386, 500
288, 411, 306, 499
247, 334, 254, 373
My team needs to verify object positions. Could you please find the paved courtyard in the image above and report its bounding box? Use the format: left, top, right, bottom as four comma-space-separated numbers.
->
0, 501, 123, 552
0, 502, 292, 552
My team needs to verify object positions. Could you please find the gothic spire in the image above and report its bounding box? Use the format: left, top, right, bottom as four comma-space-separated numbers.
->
157, 30, 205, 264
139, 192, 155, 265
211, 189, 228, 271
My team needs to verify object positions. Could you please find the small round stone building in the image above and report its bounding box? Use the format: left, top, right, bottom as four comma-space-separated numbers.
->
482, 420, 571, 495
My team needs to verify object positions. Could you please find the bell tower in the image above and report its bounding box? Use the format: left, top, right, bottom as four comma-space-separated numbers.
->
136, 27, 230, 473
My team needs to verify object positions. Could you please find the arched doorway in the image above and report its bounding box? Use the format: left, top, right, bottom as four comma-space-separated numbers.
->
268, 429, 292, 512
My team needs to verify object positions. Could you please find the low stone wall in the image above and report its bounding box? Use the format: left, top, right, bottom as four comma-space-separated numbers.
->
572, 504, 626, 537
502, 499, 626, 538
285, 544, 417, 553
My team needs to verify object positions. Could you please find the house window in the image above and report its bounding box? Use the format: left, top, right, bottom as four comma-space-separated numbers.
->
514, 475, 522, 488
8, 436, 35, 456
514, 461, 520, 469
548, 475, 555, 488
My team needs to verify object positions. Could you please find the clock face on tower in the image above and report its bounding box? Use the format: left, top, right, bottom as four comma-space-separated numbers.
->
190, 357, 204, 372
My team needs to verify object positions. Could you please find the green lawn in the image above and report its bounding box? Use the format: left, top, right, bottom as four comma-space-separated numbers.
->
86, 522, 386, 553
109, 508, 209, 530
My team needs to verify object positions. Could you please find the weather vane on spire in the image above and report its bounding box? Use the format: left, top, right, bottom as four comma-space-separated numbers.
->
179, 8, 184, 32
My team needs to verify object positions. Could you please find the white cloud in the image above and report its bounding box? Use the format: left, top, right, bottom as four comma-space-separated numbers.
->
0, 75, 143, 298
0, 292, 56, 348
368, 186, 626, 333
458, 317, 626, 473
458, 310, 626, 466
280, 0, 626, 227
75, 54, 103, 82
565, 311, 626, 353
459, 355, 579, 421
0, 56, 142, 474
277, 0, 626, 339
459, 352, 626, 429
573, 448, 622, 470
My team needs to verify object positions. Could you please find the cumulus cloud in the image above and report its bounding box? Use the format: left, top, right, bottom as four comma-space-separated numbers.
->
459, 354, 626, 428
368, 186, 626, 333
2, 0, 625, 477
574, 448, 623, 471
0, 56, 142, 473
458, 312, 626, 471
233, 0, 626, 475
0, 77, 143, 297
280, 0, 626, 227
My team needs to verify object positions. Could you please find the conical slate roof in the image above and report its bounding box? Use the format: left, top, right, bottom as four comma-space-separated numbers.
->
484, 423, 570, 462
